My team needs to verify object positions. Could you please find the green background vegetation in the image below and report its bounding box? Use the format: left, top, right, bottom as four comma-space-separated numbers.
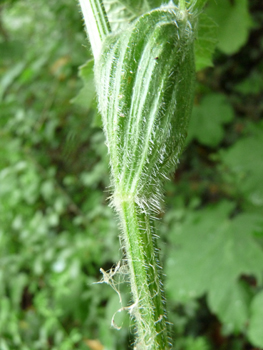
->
0, 0, 263, 349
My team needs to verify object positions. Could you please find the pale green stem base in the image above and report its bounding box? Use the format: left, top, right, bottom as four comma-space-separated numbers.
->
118, 199, 170, 350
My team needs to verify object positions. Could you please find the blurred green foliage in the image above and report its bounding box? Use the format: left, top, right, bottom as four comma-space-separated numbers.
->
0, 0, 263, 349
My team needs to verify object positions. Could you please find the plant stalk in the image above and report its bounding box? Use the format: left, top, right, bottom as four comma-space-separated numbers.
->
78, 0, 111, 60
118, 198, 170, 349
79, 1, 173, 348
179, 0, 186, 11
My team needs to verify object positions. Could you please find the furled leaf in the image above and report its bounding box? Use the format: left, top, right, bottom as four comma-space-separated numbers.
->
105, 1, 217, 71
248, 291, 263, 348
96, 7, 195, 202
206, 0, 252, 55
166, 201, 263, 331
187, 93, 234, 147
194, 13, 218, 71
220, 124, 263, 207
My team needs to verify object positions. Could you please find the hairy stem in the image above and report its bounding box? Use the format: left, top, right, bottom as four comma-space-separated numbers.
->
78, 0, 111, 60
118, 199, 170, 349
179, 0, 186, 11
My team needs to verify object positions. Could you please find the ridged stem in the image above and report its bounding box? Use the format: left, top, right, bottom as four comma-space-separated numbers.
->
117, 198, 170, 349
78, 0, 111, 60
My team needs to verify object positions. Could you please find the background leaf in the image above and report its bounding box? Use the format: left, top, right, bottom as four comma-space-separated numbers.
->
220, 123, 263, 208
247, 291, 263, 348
187, 93, 234, 147
208, 280, 251, 334
206, 0, 252, 55
166, 202, 263, 331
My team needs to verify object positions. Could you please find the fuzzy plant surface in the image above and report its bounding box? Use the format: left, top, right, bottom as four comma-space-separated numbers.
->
78, 0, 203, 348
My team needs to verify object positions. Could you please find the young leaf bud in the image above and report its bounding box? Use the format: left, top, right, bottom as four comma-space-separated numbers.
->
95, 6, 195, 211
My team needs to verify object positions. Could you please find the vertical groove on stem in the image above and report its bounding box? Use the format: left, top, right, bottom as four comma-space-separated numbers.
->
78, 0, 111, 60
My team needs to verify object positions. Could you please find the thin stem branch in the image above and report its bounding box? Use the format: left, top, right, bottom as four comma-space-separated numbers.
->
78, 0, 111, 60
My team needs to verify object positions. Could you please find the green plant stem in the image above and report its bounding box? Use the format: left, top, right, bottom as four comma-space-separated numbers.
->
179, 0, 186, 11
118, 199, 169, 349
78, 0, 111, 60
